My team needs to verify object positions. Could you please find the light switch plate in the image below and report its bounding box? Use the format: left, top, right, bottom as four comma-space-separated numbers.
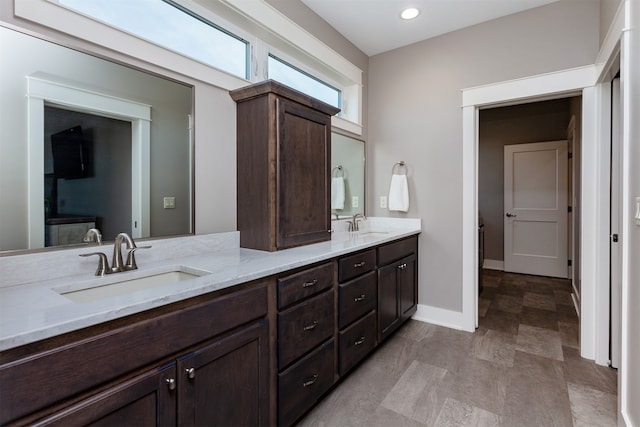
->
352, 196, 359, 208
635, 197, 640, 226
163, 197, 176, 209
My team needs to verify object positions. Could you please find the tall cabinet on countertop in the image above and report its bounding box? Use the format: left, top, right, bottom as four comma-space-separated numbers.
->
230, 80, 340, 252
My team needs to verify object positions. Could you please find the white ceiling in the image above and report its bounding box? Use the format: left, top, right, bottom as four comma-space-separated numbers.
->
301, 0, 561, 56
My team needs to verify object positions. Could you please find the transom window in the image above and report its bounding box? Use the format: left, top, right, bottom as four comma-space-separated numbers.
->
268, 55, 341, 110
57, 0, 249, 79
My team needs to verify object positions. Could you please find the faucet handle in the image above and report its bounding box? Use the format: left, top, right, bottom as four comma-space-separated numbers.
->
124, 245, 151, 271
79, 252, 110, 276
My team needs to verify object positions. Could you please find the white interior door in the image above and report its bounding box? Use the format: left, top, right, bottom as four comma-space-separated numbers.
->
504, 141, 568, 278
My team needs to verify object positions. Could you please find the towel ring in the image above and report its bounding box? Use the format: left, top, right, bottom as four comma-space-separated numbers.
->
332, 165, 345, 178
392, 161, 407, 175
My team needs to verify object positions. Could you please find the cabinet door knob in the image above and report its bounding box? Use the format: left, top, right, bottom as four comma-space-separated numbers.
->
166, 378, 176, 391
302, 279, 318, 288
303, 374, 319, 387
303, 320, 318, 331
398, 263, 407, 270
185, 367, 195, 379
354, 261, 366, 268
354, 294, 366, 302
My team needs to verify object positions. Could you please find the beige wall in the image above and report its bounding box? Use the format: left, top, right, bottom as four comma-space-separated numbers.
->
478, 98, 576, 262
600, 0, 623, 44
368, 0, 600, 312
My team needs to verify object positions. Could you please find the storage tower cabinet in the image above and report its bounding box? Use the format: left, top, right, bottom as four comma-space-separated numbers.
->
230, 80, 340, 251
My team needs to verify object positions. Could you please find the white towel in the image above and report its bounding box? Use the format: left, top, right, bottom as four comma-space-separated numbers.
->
331, 176, 345, 210
388, 174, 409, 212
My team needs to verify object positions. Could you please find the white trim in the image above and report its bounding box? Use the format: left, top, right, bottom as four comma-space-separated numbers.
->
461, 105, 478, 332
26, 75, 151, 247
482, 259, 504, 271
412, 304, 466, 331
462, 66, 602, 363
220, 0, 362, 84
594, 0, 625, 81
462, 65, 597, 108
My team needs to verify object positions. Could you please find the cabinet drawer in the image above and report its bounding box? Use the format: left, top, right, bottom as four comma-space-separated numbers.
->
378, 235, 418, 266
278, 339, 335, 426
338, 249, 376, 283
339, 311, 377, 376
338, 271, 377, 329
278, 290, 335, 369
278, 262, 334, 309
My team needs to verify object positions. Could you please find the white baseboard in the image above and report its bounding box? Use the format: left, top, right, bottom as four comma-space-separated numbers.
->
571, 293, 580, 317
412, 304, 469, 331
482, 259, 504, 270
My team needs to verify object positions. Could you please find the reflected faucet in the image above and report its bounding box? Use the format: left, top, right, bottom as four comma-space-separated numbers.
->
83, 228, 102, 244
80, 232, 150, 276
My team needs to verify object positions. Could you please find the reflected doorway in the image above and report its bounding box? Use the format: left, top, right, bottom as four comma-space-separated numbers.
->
44, 107, 132, 246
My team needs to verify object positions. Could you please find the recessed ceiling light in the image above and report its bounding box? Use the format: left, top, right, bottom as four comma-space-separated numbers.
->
400, 7, 420, 20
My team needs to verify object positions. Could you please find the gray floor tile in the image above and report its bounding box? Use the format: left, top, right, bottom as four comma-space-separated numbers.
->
472, 329, 516, 367
568, 383, 617, 426
435, 397, 501, 426
520, 306, 559, 330
478, 297, 491, 317
493, 294, 524, 314
515, 324, 564, 361
522, 292, 556, 311
558, 321, 579, 349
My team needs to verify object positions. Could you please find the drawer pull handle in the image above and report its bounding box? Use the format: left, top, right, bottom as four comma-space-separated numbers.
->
303, 320, 318, 331
303, 374, 319, 387
166, 378, 176, 391
302, 279, 318, 288
398, 263, 407, 270
354, 294, 366, 302
354, 261, 366, 268
354, 336, 366, 346
185, 367, 195, 379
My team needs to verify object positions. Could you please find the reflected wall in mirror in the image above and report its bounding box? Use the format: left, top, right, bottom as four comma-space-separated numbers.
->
331, 133, 365, 218
0, 26, 194, 252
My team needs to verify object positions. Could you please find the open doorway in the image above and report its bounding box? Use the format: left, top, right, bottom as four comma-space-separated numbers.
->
478, 97, 581, 282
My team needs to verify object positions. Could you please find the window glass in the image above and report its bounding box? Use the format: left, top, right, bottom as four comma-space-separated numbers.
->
58, 0, 248, 79
268, 55, 341, 109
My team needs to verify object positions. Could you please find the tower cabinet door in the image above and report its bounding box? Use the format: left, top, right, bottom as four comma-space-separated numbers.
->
276, 98, 331, 249
177, 319, 270, 427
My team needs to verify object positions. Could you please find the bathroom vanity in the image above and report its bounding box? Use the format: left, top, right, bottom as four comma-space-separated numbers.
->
0, 220, 419, 426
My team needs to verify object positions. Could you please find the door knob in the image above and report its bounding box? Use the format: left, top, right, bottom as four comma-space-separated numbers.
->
506, 213, 517, 218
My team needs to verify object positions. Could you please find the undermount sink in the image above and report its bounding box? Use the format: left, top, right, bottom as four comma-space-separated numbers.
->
56, 266, 208, 303
355, 231, 390, 237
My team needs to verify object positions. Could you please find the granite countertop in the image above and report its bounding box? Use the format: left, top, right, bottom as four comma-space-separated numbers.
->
0, 217, 421, 352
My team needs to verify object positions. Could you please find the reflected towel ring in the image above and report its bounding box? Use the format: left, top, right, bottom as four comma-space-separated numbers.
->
392, 161, 407, 175
332, 165, 345, 178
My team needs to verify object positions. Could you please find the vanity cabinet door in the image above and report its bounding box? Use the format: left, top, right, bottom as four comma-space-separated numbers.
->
177, 319, 270, 427
377, 253, 418, 343
29, 364, 177, 427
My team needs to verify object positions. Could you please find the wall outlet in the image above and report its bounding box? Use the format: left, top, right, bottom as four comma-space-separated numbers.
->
352, 196, 359, 208
163, 197, 176, 209
380, 196, 388, 209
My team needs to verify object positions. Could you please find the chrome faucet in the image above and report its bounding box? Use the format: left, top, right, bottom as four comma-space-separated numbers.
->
348, 213, 367, 232
80, 232, 150, 276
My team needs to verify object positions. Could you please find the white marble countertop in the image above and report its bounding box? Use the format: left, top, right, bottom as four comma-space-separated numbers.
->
0, 217, 420, 352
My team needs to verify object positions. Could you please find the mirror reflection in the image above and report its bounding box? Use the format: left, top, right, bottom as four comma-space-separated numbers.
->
0, 27, 194, 253
331, 133, 365, 218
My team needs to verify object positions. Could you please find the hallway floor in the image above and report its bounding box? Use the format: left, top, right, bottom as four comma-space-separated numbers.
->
297, 270, 617, 426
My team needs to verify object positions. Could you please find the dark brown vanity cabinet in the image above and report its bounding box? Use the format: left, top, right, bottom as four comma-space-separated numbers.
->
0, 283, 271, 427
337, 250, 378, 376
377, 236, 418, 342
276, 262, 337, 426
230, 80, 340, 252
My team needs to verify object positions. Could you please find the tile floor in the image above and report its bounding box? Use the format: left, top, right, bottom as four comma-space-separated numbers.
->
297, 270, 618, 426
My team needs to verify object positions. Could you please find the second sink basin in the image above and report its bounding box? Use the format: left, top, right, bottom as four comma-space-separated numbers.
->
56, 266, 209, 303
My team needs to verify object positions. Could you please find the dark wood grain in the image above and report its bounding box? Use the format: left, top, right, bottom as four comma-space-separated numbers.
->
338, 271, 377, 329
338, 249, 376, 283
277, 262, 334, 309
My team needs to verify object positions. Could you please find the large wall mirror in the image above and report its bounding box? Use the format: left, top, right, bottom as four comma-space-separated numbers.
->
331, 133, 365, 219
0, 27, 194, 253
